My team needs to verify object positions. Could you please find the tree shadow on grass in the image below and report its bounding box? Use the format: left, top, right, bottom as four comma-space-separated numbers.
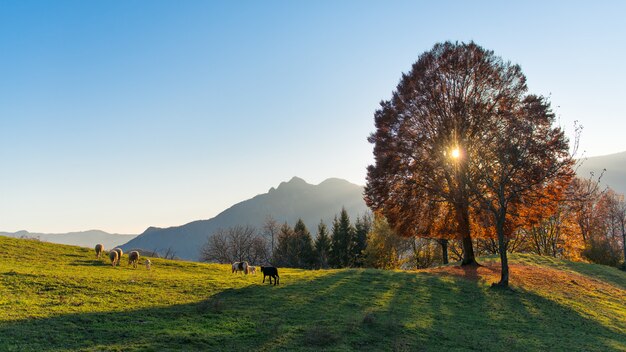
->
67, 259, 110, 267
0, 268, 624, 352
553, 260, 626, 290
506, 254, 626, 290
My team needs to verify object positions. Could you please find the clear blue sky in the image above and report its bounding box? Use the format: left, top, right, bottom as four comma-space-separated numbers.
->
1, 1, 624, 234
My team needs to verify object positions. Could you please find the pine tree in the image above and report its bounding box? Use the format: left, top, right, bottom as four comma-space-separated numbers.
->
293, 218, 315, 268
273, 220, 315, 268
329, 208, 355, 267
314, 220, 331, 269
272, 222, 294, 267
352, 214, 371, 267
329, 216, 342, 268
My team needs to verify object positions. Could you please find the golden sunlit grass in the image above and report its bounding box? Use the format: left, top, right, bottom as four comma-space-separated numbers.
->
1, 236, 625, 351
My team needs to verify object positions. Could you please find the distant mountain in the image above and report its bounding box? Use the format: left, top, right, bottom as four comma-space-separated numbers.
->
121, 177, 370, 261
0, 230, 136, 249
576, 151, 626, 195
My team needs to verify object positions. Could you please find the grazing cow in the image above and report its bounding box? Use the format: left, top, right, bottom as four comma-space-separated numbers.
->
145, 259, 152, 270
249, 266, 257, 275
109, 251, 119, 267
113, 248, 123, 266
128, 251, 140, 268
232, 261, 249, 274
260, 266, 279, 285
95, 244, 104, 258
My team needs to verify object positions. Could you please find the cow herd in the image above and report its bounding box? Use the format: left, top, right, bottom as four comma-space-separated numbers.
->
231, 261, 280, 285
94, 244, 150, 269
95, 244, 280, 285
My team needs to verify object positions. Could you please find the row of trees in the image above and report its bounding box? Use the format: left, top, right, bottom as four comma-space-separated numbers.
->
364, 180, 626, 270
583, 188, 626, 266
199, 209, 372, 269
273, 210, 371, 269
199, 179, 625, 271
363, 215, 446, 269
452, 177, 625, 268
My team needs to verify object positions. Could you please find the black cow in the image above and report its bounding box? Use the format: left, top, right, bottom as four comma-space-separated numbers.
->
260, 266, 280, 286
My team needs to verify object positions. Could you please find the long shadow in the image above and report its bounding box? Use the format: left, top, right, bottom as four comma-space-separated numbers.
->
67, 259, 110, 267
553, 260, 626, 289
508, 254, 626, 290
0, 268, 624, 351
345, 266, 626, 352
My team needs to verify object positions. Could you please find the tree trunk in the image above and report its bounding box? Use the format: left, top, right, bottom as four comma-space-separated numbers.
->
461, 235, 476, 265
622, 231, 626, 270
494, 216, 509, 288
456, 203, 477, 266
439, 239, 449, 264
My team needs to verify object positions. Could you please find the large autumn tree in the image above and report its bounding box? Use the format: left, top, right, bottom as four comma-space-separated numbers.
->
366, 41, 529, 265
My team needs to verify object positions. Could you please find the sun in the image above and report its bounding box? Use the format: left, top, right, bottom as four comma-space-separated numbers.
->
451, 148, 460, 159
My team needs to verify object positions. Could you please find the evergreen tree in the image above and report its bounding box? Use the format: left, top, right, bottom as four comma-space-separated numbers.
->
272, 220, 315, 268
351, 214, 372, 267
293, 218, 315, 268
272, 222, 294, 267
329, 207, 355, 267
329, 216, 342, 268
314, 220, 331, 269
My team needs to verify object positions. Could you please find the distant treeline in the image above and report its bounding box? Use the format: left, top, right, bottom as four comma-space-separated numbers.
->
200, 179, 626, 271
199, 207, 372, 269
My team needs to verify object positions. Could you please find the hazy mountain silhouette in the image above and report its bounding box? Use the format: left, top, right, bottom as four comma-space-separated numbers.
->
121, 177, 369, 261
576, 151, 626, 195
0, 230, 136, 249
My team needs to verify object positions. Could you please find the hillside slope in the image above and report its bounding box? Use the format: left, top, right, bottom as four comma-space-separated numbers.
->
121, 177, 369, 260
0, 236, 625, 351
0, 230, 136, 249
577, 151, 626, 195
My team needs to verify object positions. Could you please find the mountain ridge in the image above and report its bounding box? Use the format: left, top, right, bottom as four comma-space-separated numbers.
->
120, 177, 369, 261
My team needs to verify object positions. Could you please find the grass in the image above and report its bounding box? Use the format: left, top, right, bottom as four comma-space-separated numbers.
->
0, 236, 625, 351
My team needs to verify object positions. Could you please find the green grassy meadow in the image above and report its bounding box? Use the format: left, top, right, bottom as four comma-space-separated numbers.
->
0, 235, 625, 351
